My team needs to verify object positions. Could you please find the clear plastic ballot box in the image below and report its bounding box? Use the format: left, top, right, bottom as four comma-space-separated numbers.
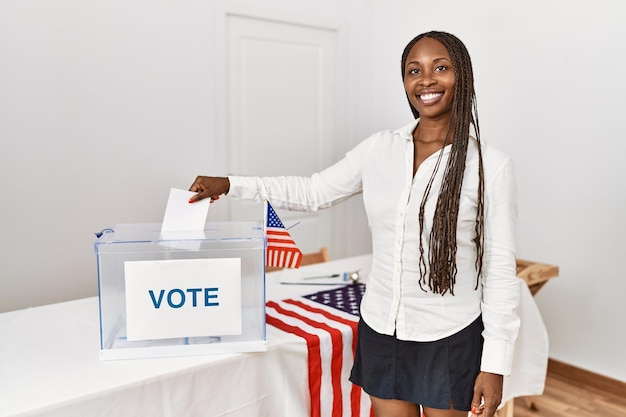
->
94, 222, 266, 360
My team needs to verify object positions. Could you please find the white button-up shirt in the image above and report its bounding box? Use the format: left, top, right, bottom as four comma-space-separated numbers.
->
228, 119, 520, 375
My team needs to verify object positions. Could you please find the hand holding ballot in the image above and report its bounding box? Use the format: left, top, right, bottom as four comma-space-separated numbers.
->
188, 176, 230, 203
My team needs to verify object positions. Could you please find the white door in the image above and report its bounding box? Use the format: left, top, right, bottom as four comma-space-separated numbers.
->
225, 13, 340, 256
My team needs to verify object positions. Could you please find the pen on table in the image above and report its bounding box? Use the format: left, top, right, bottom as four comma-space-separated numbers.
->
302, 274, 341, 280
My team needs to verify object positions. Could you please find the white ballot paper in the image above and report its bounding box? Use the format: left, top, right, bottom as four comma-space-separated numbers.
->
161, 188, 211, 232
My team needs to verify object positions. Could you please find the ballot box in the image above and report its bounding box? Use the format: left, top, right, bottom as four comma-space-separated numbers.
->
94, 222, 266, 360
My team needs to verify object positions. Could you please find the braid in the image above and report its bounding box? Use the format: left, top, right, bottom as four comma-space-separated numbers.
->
401, 31, 485, 295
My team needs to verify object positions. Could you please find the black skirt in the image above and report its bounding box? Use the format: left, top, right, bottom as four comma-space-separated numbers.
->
349, 315, 484, 411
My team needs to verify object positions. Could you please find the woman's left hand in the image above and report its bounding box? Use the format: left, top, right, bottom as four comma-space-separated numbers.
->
470, 372, 503, 417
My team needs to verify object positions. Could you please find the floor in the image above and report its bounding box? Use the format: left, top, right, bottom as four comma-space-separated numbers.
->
512, 373, 626, 417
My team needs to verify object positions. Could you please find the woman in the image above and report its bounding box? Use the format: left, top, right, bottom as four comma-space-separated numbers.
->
189, 31, 520, 417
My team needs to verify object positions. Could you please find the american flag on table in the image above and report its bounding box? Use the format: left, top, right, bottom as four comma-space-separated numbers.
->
266, 283, 374, 417
265, 201, 303, 269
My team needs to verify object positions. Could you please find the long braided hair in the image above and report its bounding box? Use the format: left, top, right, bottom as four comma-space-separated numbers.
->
400, 31, 485, 295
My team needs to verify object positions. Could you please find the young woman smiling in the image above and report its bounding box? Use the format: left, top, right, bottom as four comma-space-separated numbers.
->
189, 31, 519, 417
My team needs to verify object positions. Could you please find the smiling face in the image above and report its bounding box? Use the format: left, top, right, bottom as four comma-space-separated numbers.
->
403, 37, 456, 121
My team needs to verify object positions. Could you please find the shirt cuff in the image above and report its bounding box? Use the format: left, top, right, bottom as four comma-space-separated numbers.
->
227, 176, 264, 202
480, 338, 515, 376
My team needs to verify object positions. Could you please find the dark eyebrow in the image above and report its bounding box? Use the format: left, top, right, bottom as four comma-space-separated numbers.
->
405, 57, 451, 67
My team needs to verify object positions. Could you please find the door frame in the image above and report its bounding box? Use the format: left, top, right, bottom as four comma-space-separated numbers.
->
212, 1, 351, 258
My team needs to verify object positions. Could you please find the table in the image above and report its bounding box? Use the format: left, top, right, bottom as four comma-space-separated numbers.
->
0, 254, 548, 417
0, 255, 369, 417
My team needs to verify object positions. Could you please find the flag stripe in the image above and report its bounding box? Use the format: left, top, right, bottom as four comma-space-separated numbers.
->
267, 304, 334, 417
267, 248, 302, 268
284, 299, 364, 417
265, 313, 323, 417
266, 302, 336, 417
267, 240, 300, 247
268, 301, 344, 416
267, 283, 372, 417
266, 227, 292, 235
267, 296, 372, 417
285, 299, 359, 339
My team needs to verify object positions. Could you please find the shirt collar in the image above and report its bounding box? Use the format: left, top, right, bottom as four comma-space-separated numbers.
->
393, 118, 483, 148
394, 119, 420, 141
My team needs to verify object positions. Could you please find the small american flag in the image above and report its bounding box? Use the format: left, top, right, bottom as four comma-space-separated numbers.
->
265, 201, 303, 268
266, 284, 373, 417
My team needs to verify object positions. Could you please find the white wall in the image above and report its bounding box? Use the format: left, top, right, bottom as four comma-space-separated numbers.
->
1, 0, 624, 382
0, 0, 220, 312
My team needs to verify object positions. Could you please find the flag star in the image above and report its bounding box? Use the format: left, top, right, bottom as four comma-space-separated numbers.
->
301, 284, 366, 317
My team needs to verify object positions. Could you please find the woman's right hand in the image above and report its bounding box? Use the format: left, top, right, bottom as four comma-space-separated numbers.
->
188, 176, 230, 203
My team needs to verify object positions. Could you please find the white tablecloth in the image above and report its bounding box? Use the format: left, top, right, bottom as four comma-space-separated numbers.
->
0, 254, 547, 417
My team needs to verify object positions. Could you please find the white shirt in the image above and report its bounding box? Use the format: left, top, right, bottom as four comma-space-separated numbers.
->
228, 119, 520, 375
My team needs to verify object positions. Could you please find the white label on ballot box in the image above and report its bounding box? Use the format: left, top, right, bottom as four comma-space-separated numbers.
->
124, 258, 242, 341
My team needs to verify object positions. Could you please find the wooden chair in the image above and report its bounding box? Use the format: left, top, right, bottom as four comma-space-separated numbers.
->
266, 247, 330, 273
514, 259, 559, 296
301, 246, 330, 266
